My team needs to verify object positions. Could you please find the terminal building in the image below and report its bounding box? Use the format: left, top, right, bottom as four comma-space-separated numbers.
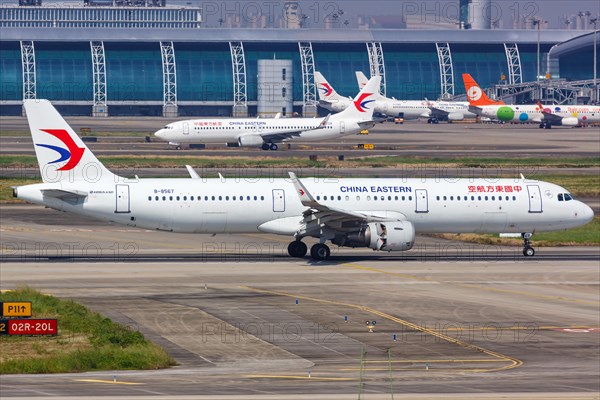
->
0, 1, 597, 116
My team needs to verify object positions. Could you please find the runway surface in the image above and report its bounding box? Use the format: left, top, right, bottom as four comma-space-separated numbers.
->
1, 205, 599, 398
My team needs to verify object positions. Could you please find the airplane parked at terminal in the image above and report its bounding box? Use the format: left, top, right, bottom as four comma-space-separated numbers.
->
153, 76, 380, 150
463, 73, 600, 128
15, 100, 594, 260
354, 71, 477, 123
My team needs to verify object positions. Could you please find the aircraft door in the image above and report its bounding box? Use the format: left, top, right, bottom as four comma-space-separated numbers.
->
415, 189, 428, 213
183, 122, 190, 135
273, 189, 285, 212
339, 121, 345, 134
115, 184, 130, 213
527, 185, 543, 213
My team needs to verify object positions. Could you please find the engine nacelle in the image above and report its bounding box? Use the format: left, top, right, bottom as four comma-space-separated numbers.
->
237, 135, 264, 147
447, 112, 464, 121
560, 117, 579, 127
332, 221, 415, 252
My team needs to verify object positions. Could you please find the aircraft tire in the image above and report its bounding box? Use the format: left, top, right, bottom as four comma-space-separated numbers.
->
310, 243, 330, 260
523, 247, 535, 257
261, 143, 270, 151
270, 143, 278, 151
288, 241, 307, 258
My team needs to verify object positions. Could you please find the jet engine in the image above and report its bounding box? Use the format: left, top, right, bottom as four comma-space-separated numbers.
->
559, 117, 578, 126
447, 112, 464, 121
237, 135, 264, 147
332, 221, 415, 251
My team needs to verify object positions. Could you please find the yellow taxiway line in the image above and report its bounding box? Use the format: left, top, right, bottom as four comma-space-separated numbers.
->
75, 379, 143, 385
241, 286, 522, 374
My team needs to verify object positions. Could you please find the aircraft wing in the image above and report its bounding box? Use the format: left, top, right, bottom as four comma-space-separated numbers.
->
428, 106, 450, 118
288, 172, 406, 236
260, 115, 330, 143
537, 102, 563, 123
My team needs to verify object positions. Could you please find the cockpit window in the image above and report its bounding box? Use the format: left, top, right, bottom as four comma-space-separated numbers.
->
558, 193, 574, 202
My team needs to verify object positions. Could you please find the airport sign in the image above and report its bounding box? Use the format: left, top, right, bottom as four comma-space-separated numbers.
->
0, 319, 58, 336
1, 301, 32, 317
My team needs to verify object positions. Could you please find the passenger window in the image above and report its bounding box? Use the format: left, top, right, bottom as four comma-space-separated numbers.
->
162, 196, 166, 201
345, 196, 349, 201
450, 196, 454, 201
148, 196, 151, 201
409, 196, 412, 201
212, 196, 215, 200
261, 196, 264, 200
184, 196, 187, 201
247, 196, 251, 200
373, 196, 377, 201
356, 196, 360, 201
367, 196, 371, 201
491, 196, 495, 200
485, 196, 488, 201
338, 196, 342, 200
169, 196, 173, 201
225, 196, 229, 200
471, 196, 474, 201
316, 196, 321, 200
233, 196, 236, 200
254, 196, 257, 200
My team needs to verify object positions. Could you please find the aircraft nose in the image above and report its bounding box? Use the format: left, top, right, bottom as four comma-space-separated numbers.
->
578, 202, 594, 224
154, 129, 165, 139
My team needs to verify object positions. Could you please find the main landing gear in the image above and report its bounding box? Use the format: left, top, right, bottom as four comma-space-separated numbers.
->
287, 241, 331, 260
427, 118, 439, 124
539, 122, 552, 129
522, 232, 535, 257
261, 143, 278, 151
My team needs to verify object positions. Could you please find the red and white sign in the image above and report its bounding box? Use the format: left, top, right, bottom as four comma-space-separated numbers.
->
8, 319, 58, 335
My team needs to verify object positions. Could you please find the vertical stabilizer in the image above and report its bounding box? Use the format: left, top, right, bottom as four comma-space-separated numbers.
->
314, 71, 343, 102
330, 76, 380, 122
462, 73, 505, 106
24, 99, 118, 183
356, 71, 385, 99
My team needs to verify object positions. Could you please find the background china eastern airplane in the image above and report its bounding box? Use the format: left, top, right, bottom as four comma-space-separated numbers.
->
354, 71, 476, 123
463, 73, 600, 128
14, 100, 593, 260
154, 76, 381, 151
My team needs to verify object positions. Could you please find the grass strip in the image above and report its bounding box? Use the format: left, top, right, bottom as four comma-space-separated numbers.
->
432, 217, 599, 246
0, 287, 176, 374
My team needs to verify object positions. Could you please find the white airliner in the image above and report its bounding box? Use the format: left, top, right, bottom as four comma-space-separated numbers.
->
463, 73, 600, 128
315, 71, 475, 123
153, 76, 380, 151
354, 71, 477, 123
14, 100, 594, 260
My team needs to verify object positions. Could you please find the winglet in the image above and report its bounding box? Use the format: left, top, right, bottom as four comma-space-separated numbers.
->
319, 113, 331, 128
186, 165, 200, 179
288, 172, 319, 208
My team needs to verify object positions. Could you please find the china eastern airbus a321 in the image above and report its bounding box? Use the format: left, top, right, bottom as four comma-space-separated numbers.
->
154, 76, 380, 151
14, 100, 594, 260
463, 73, 600, 128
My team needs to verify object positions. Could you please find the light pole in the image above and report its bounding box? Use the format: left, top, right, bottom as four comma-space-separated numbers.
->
533, 18, 541, 100
591, 18, 598, 103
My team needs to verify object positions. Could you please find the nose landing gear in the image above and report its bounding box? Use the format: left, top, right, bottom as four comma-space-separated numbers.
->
522, 232, 535, 257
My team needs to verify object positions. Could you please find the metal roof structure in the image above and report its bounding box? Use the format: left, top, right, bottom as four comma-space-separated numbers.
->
0, 27, 584, 44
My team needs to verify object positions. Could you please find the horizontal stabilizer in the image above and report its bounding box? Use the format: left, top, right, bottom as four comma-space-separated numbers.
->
41, 189, 88, 199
